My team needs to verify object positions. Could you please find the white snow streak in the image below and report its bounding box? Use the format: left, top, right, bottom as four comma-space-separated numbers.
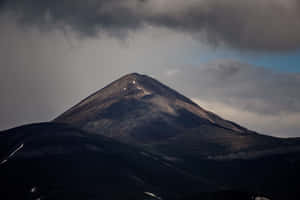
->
255, 197, 270, 200
0, 143, 24, 166
30, 187, 37, 193
0, 159, 8, 165
144, 192, 162, 200
8, 143, 24, 158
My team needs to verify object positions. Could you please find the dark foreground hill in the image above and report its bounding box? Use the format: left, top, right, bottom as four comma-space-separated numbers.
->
0, 123, 207, 200
1, 123, 300, 200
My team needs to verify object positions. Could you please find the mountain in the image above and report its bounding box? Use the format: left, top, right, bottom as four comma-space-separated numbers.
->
54, 73, 300, 199
2, 73, 300, 199
54, 73, 247, 143
54, 73, 300, 156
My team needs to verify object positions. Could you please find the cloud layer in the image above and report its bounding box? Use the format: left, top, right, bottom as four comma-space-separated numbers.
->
0, 3, 300, 137
167, 60, 300, 115
1, 0, 300, 51
162, 60, 300, 137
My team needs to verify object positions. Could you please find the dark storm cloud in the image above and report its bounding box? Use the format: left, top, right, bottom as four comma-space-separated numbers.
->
1, 0, 300, 51
0, 0, 145, 36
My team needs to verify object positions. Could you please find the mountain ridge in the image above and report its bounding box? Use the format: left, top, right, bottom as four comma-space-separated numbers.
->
2, 73, 300, 199
53, 73, 300, 160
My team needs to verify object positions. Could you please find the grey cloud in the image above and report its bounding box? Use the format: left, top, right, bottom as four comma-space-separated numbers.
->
162, 60, 300, 116
1, 0, 300, 51
160, 61, 300, 137
0, 0, 144, 36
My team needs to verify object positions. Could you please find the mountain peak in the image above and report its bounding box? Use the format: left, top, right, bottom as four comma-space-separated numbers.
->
116, 72, 151, 82
55, 73, 247, 143
115, 73, 198, 104
118, 73, 144, 84
122, 72, 144, 78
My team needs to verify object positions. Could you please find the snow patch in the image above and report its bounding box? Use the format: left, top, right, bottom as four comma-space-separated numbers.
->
0, 144, 24, 166
255, 196, 270, 200
136, 86, 151, 96
0, 159, 8, 165
144, 192, 162, 200
8, 143, 24, 158
30, 187, 37, 193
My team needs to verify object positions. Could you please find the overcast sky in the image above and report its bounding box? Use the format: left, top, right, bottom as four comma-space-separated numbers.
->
1, 0, 300, 137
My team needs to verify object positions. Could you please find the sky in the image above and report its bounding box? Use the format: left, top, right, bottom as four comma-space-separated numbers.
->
0, 0, 300, 137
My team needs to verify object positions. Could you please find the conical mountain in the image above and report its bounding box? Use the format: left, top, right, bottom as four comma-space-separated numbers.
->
55, 73, 247, 144
54, 73, 300, 156
3, 73, 300, 199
